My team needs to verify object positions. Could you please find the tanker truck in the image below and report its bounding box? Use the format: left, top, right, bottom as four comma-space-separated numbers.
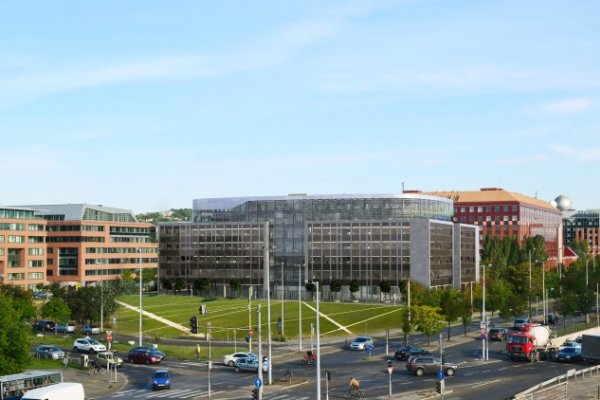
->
506, 324, 559, 362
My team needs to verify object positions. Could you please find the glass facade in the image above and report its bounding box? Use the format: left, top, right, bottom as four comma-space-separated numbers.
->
159, 194, 477, 291
564, 210, 600, 254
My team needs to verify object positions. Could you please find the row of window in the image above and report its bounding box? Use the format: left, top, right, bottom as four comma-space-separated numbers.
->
0, 235, 45, 243
6, 272, 45, 281
460, 215, 519, 223
457, 205, 518, 213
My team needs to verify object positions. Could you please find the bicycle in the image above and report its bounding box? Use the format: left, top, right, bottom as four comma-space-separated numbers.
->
344, 387, 365, 399
88, 361, 106, 375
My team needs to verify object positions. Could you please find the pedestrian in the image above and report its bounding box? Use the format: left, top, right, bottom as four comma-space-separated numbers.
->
63, 355, 68, 369
195, 343, 201, 359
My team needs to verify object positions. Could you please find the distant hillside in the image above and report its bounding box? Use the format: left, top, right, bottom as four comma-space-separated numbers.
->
136, 208, 192, 223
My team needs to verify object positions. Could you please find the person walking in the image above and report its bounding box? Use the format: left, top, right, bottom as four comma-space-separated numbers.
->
195, 343, 201, 359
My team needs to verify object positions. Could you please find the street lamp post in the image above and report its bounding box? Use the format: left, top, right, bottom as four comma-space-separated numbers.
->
528, 251, 532, 319
315, 281, 321, 400
482, 263, 488, 361
281, 262, 285, 338
257, 304, 263, 400
208, 321, 212, 399
298, 265, 302, 352
139, 249, 143, 346
266, 264, 272, 385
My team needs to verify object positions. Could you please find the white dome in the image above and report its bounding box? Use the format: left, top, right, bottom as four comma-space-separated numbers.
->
549, 200, 558, 208
554, 195, 572, 211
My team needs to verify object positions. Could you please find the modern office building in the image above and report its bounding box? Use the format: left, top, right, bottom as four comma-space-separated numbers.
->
159, 193, 479, 295
424, 188, 563, 266
563, 209, 600, 255
5, 204, 159, 288
0, 207, 48, 289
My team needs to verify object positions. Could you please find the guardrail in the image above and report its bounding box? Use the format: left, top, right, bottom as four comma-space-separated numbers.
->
512, 364, 600, 399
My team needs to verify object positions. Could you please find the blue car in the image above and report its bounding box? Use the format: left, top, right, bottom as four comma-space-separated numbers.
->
151, 369, 171, 390
555, 347, 582, 363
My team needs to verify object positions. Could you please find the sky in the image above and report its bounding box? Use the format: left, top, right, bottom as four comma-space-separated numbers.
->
1, 1, 599, 214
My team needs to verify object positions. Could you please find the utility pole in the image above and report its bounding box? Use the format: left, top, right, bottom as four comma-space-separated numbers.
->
248, 286, 253, 353
298, 265, 302, 352
316, 281, 321, 400
257, 304, 263, 400
266, 266, 272, 385
281, 262, 285, 338
528, 250, 532, 320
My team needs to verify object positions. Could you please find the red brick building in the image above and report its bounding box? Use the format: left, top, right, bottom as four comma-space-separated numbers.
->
424, 188, 563, 266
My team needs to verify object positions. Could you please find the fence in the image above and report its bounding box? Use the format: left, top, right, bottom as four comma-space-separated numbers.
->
512, 365, 600, 400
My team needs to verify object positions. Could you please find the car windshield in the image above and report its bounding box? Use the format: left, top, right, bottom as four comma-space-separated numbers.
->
89, 339, 101, 345
561, 348, 577, 354
508, 335, 527, 344
355, 337, 368, 342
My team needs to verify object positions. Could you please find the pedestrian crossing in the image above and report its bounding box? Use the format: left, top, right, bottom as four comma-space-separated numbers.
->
107, 387, 222, 399
264, 395, 311, 400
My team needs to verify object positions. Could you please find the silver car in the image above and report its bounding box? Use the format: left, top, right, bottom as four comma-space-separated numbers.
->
233, 357, 269, 373
350, 336, 374, 351
35, 344, 65, 360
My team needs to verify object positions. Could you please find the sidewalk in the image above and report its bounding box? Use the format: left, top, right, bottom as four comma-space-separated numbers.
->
62, 366, 128, 400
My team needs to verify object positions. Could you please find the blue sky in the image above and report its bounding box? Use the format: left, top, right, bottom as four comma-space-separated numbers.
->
1, 1, 599, 213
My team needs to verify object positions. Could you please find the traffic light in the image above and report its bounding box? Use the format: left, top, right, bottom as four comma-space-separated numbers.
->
189, 316, 198, 334
251, 388, 258, 400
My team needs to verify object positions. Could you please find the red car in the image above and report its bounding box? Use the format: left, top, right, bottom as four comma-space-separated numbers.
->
127, 347, 164, 364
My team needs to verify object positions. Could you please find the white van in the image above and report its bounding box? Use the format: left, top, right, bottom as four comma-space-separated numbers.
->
21, 382, 84, 400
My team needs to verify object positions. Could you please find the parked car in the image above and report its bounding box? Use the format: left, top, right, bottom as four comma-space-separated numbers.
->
350, 336, 374, 351
513, 317, 530, 331
96, 351, 124, 368
233, 357, 269, 373
34, 320, 56, 332
72, 338, 106, 354
34, 344, 65, 360
394, 345, 431, 361
151, 369, 171, 390
32, 291, 51, 300
56, 323, 76, 334
545, 314, 559, 325
223, 352, 257, 367
81, 325, 100, 335
555, 346, 582, 362
406, 356, 458, 377
127, 347, 164, 365
488, 327, 508, 341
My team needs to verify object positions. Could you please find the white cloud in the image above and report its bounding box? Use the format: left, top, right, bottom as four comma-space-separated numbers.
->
551, 144, 600, 161
540, 98, 593, 114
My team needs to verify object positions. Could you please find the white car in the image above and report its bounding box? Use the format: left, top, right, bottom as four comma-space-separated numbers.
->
73, 338, 107, 354
223, 352, 257, 367
350, 336, 374, 351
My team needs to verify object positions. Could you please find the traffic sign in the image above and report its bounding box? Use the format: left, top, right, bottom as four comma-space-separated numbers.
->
249, 328, 254, 337
438, 371, 444, 380
254, 378, 262, 388
366, 345, 373, 352
387, 366, 394, 375
106, 330, 113, 342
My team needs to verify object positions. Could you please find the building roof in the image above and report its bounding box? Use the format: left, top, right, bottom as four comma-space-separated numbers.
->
424, 188, 559, 212
193, 193, 452, 211
11, 204, 138, 222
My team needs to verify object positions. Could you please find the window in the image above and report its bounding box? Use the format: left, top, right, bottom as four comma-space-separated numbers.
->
8, 235, 24, 243
28, 248, 44, 256
469, 207, 474, 213
28, 260, 44, 267
494, 206, 500, 212
477, 207, 483, 213
460, 207, 466, 212
503, 206, 509, 212
0, 235, 3, 242
503, 216, 509, 221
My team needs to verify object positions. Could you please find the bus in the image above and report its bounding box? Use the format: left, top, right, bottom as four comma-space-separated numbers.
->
0, 371, 63, 400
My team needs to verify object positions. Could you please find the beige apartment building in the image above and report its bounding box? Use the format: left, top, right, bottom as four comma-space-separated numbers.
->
1, 204, 158, 289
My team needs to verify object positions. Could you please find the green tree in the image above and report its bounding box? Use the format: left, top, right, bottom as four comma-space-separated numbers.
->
349, 280, 360, 300
440, 289, 462, 340
400, 306, 414, 345
329, 279, 342, 300
142, 268, 157, 290
486, 279, 512, 319
193, 278, 210, 295
379, 281, 391, 302
42, 297, 71, 326
229, 279, 241, 298
413, 305, 445, 345
0, 291, 31, 374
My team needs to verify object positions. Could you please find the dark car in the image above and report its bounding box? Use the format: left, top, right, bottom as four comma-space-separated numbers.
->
81, 325, 100, 335
488, 327, 508, 341
151, 369, 171, 390
127, 347, 164, 364
395, 345, 431, 361
406, 356, 458, 377
555, 346, 582, 363
545, 314, 559, 325
34, 320, 56, 332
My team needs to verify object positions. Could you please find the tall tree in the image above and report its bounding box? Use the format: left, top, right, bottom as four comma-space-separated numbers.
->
0, 291, 32, 374
42, 297, 71, 325
440, 289, 462, 340
412, 305, 445, 345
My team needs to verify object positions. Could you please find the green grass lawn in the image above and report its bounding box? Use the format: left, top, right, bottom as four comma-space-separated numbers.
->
115, 294, 405, 342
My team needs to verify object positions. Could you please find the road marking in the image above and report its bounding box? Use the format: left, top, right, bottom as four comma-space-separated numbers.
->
301, 302, 353, 335
471, 378, 502, 388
